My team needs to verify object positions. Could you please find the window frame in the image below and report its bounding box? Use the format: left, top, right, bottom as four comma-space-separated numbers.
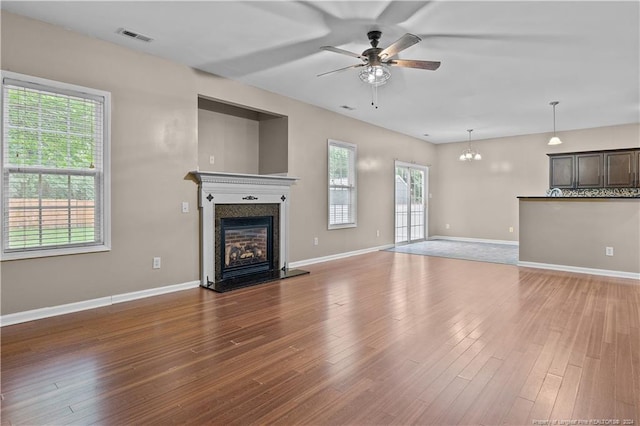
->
1, 70, 111, 260
327, 139, 357, 230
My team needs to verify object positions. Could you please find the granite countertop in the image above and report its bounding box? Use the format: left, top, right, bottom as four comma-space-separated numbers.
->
520, 188, 640, 199
518, 196, 640, 199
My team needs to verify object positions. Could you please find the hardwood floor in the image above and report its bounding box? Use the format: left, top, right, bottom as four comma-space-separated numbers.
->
1, 251, 639, 425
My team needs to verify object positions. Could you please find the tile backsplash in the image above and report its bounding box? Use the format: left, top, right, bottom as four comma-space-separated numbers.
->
546, 188, 640, 197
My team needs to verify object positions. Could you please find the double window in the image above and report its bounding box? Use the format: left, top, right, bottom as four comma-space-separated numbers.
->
328, 139, 357, 229
1, 71, 110, 260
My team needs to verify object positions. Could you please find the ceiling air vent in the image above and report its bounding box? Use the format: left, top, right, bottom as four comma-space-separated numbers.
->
116, 28, 153, 42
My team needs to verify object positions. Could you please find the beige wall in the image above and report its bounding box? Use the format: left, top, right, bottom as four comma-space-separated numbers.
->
258, 117, 288, 175
0, 11, 436, 315
198, 109, 259, 174
519, 199, 640, 273
431, 123, 640, 241
1, 12, 201, 314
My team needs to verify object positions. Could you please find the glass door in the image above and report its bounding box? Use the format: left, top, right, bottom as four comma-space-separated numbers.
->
395, 162, 427, 244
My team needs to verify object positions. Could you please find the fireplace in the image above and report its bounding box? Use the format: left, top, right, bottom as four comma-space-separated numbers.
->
191, 171, 308, 292
220, 216, 272, 279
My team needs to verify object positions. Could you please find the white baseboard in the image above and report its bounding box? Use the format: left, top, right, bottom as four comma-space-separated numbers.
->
289, 243, 395, 268
429, 235, 519, 246
518, 261, 640, 281
1, 280, 201, 327
111, 280, 200, 304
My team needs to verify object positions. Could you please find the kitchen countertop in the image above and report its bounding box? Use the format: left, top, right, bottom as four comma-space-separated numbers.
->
518, 196, 640, 199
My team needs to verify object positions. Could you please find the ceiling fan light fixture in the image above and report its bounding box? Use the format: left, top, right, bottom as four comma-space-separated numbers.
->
548, 101, 563, 145
359, 65, 391, 86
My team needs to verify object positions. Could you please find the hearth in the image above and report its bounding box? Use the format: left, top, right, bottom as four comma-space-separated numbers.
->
191, 171, 309, 292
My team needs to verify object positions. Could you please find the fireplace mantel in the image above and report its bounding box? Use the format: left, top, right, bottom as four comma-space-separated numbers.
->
190, 171, 301, 291
192, 171, 299, 187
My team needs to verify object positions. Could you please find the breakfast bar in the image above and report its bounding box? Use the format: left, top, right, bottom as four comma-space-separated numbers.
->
518, 196, 640, 277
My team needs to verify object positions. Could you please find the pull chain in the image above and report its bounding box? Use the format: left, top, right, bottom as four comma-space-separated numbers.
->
371, 84, 379, 109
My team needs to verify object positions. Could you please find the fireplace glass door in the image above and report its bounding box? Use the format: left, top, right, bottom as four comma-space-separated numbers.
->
220, 216, 273, 279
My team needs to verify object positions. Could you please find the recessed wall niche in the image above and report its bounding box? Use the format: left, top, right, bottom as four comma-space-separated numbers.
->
198, 96, 288, 175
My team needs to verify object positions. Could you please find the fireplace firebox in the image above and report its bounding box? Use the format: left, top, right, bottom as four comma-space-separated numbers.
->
220, 216, 273, 279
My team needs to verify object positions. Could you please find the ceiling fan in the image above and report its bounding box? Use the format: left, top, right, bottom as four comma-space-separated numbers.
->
319, 30, 440, 81
319, 31, 440, 107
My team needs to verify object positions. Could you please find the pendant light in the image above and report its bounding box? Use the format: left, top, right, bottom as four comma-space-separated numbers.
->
548, 101, 562, 145
459, 129, 482, 161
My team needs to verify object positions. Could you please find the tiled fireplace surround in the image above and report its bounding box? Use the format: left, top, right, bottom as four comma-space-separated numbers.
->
191, 171, 300, 291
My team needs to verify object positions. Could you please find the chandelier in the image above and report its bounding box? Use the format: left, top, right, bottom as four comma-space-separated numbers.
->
459, 129, 482, 161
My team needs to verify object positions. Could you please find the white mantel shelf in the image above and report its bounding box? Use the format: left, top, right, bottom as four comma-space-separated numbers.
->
191, 171, 299, 186
190, 170, 301, 291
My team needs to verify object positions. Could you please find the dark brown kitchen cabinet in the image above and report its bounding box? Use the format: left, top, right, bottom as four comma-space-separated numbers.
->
549, 153, 603, 188
604, 150, 637, 187
548, 148, 639, 189
549, 155, 574, 188
575, 153, 603, 188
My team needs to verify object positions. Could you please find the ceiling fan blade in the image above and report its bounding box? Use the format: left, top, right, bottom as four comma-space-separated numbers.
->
320, 46, 364, 59
388, 59, 441, 71
317, 63, 364, 77
376, 1, 432, 25
379, 33, 422, 60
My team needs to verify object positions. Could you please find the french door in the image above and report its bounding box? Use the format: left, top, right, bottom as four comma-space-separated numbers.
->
395, 162, 428, 244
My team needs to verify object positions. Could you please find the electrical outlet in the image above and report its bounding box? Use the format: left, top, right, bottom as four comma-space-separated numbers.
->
209, 155, 215, 165
181, 201, 189, 213
605, 246, 614, 256
509, 226, 514, 233
153, 257, 161, 269
313, 237, 318, 246
376, 230, 380, 237
445, 224, 450, 229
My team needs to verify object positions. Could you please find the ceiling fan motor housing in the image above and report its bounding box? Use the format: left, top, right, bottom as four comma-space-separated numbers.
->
362, 48, 383, 66
367, 30, 382, 48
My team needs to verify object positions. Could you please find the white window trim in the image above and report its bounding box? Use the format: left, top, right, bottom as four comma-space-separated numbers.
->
0, 70, 111, 260
328, 139, 357, 230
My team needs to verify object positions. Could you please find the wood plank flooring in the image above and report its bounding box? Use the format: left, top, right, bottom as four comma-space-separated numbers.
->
1, 251, 639, 425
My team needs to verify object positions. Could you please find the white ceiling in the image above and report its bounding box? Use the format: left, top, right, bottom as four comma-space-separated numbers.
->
3, 1, 639, 144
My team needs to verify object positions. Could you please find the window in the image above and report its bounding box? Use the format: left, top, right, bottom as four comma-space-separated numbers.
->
1, 71, 110, 260
328, 139, 357, 229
